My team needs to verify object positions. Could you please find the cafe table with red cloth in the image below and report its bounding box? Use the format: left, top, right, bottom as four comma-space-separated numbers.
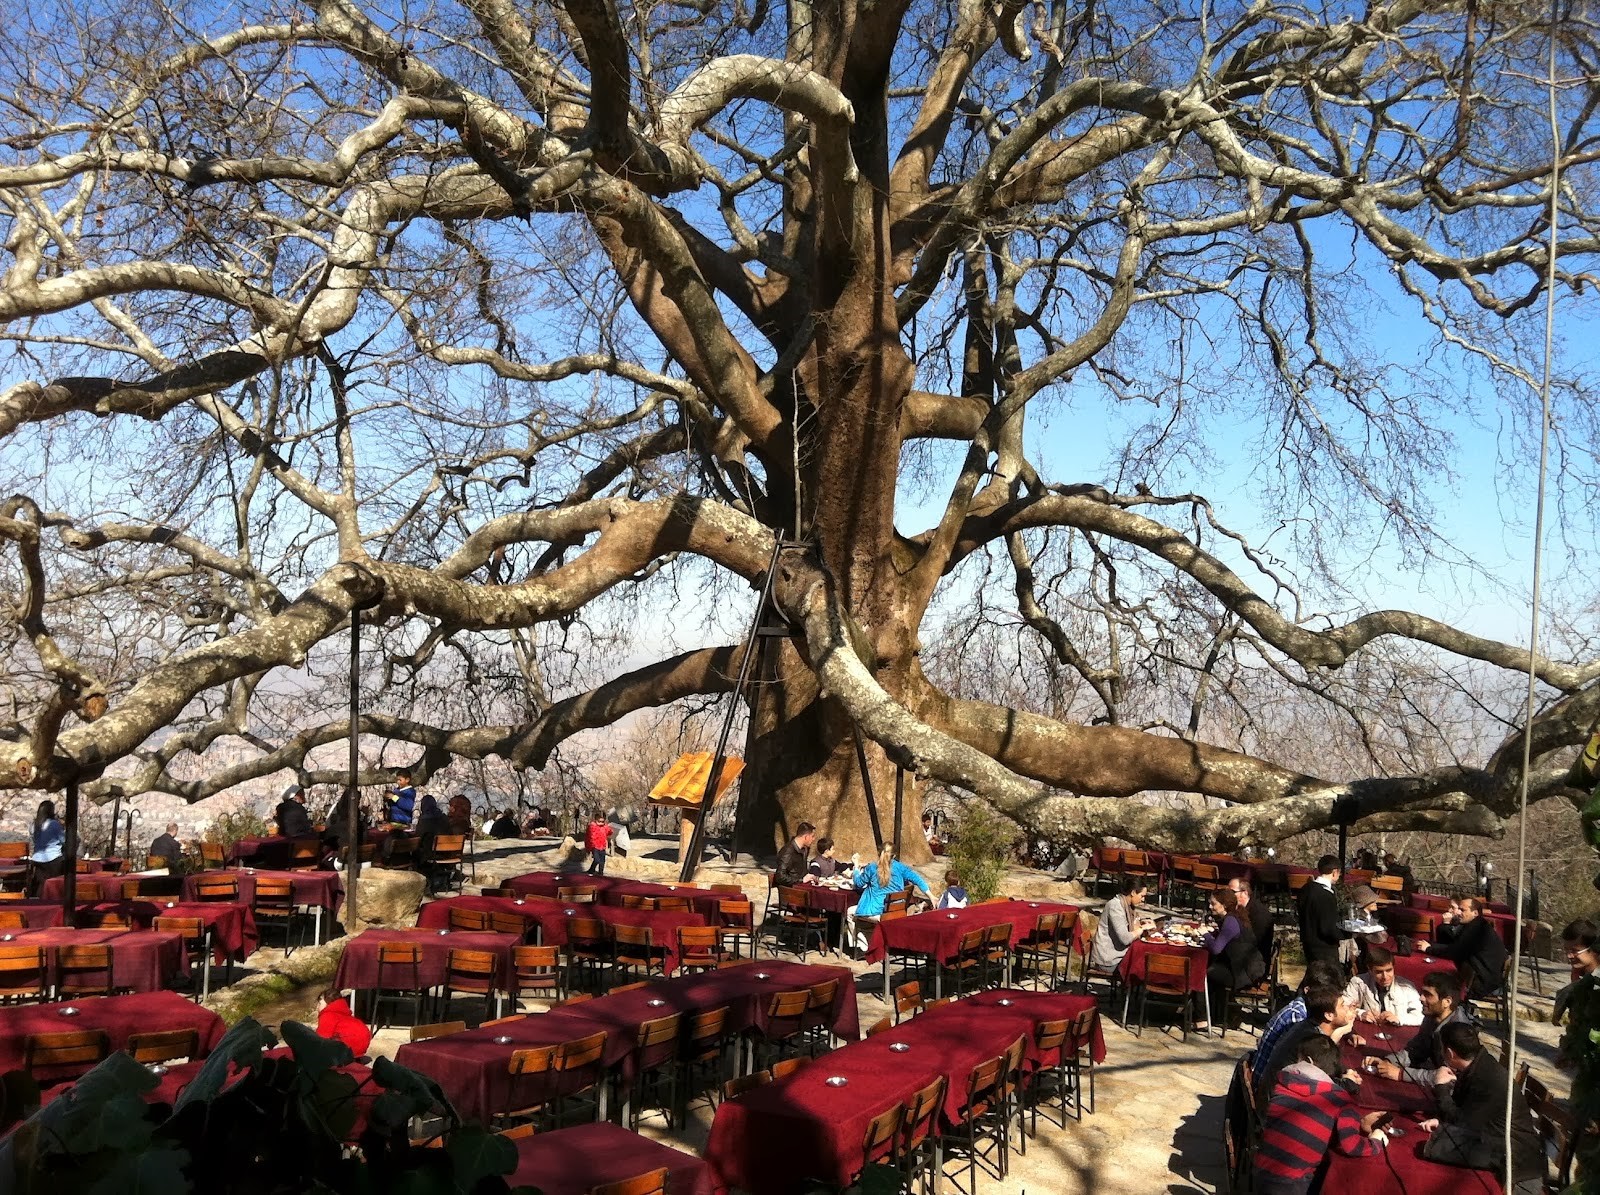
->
2, 926, 188, 993
501, 872, 726, 920
707, 986, 1097, 1194
864, 900, 1084, 998
1116, 937, 1213, 1026
420, 896, 709, 975
1380, 905, 1520, 951
180, 867, 343, 944
507, 1122, 717, 1195
0, 991, 225, 1073
332, 927, 521, 1003
395, 960, 858, 1125
1389, 951, 1469, 998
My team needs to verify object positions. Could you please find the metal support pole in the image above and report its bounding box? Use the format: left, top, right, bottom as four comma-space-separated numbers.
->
107, 790, 123, 861
892, 765, 905, 858
852, 725, 885, 854
679, 541, 787, 883
347, 605, 364, 927
1337, 824, 1348, 875
61, 780, 79, 929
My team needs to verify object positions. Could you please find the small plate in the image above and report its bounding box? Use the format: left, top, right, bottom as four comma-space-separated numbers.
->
564, 909, 576, 916
647, 999, 666, 1007
825, 1076, 849, 1087
58, 1007, 79, 1016
147, 1064, 168, 1076
888, 1042, 911, 1053
437, 929, 450, 936
997, 998, 1014, 1007
494, 1035, 514, 1045
754, 972, 770, 980
946, 913, 958, 920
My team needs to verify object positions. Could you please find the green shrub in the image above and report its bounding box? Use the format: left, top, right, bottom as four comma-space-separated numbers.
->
946, 803, 1013, 903
201, 809, 271, 852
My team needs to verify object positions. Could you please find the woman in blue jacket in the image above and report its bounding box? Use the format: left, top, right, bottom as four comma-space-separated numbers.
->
845, 847, 931, 954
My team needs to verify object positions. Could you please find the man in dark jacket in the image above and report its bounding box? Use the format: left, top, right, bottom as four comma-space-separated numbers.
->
1422, 896, 1508, 1000
275, 785, 313, 837
1420, 1021, 1543, 1191
1297, 855, 1343, 966
1370, 969, 1477, 1085
774, 822, 817, 887
1230, 877, 1274, 960
148, 823, 185, 869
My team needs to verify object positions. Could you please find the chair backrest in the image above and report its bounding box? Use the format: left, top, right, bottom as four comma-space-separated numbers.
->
718, 899, 753, 926
1370, 874, 1405, 895
723, 1070, 772, 1100
25, 1029, 109, 1073
709, 884, 745, 895
860, 1103, 903, 1165
1343, 869, 1375, 888
902, 1072, 947, 1150
378, 942, 423, 966
806, 978, 839, 1013
1526, 1087, 1575, 1189
652, 896, 690, 912
894, 980, 923, 1018
687, 1005, 729, 1048
482, 1014, 527, 1028
1286, 872, 1313, 891
514, 944, 561, 976
587, 1168, 668, 1195
883, 891, 910, 918
677, 925, 720, 954
556, 1030, 607, 1072
446, 948, 498, 983
964, 1054, 1005, 1109
567, 917, 608, 947
611, 924, 655, 950
1191, 862, 1220, 882
0, 910, 25, 929
620, 894, 651, 909
611, 981, 651, 994
194, 877, 240, 901
201, 842, 226, 868
768, 988, 811, 1019
556, 992, 594, 1006
982, 923, 1010, 950
255, 878, 295, 907
865, 1015, 892, 1037
1144, 952, 1192, 989
126, 1028, 199, 1064
59, 943, 111, 969
489, 911, 528, 938
508, 1044, 558, 1076
956, 928, 986, 956
0, 945, 46, 995
557, 887, 596, 903
1035, 1017, 1070, 1054
153, 916, 205, 948
777, 885, 811, 910
0, 842, 26, 860
449, 906, 492, 931
410, 1021, 467, 1042
84, 911, 133, 929
1069, 1006, 1098, 1054
770, 1055, 809, 1080
636, 1012, 681, 1050
432, 835, 466, 858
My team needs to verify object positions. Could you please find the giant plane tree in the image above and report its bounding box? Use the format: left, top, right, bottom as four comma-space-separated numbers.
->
1, 0, 1598, 856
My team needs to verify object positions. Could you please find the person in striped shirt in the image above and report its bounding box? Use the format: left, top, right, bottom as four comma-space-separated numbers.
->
1254, 1032, 1389, 1195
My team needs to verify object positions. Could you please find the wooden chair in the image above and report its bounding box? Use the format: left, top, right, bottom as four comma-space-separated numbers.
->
587, 1168, 668, 1195
676, 925, 726, 973
380, 836, 419, 871
769, 886, 827, 961
24, 1029, 109, 1085
610, 924, 668, 987
651, 896, 690, 913
512, 945, 564, 1005
1189, 863, 1225, 910
1343, 869, 1376, 890
943, 1052, 1011, 1187
550, 1031, 608, 1127
1130, 952, 1194, 1040
371, 943, 427, 1030
722, 1069, 772, 1100
0, 910, 25, 929
564, 917, 610, 994
127, 1028, 199, 1065
945, 928, 991, 998
1065, 1005, 1100, 1117
557, 886, 597, 904
717, 899, 755, 959
58, 943, 116, 997
1370, 874, 1406, 905
448, 905, 492, 932
850, 1103, 904, 1189
1013, 913, 1064, 991
409, 1020, 467, 1042
500, 1044, 560, 1128
253, 877, 305, 955
81, 910, 134, 929
677, 1005, 731, 1124
900, 1072, 947, 1195
770, 1055, 809, 1080
286, 838, 323, 871
489, 910, 532, 942
0, 843, 26, 861
153, 915, 212, 1000
0, 945, 47, 1003
708, 883, 745, 896
753, 988, 811, 1068
626, 1012, 682, 1129
437, 947, 502, 1022
200, 842, 226, 870
865, 1015, 893, 1037
800, 978, 841, 1055
893, 979, 923, 1023
1219, 934, 1279, 1039
192, 876, 240, 902
427, 835, 467, 894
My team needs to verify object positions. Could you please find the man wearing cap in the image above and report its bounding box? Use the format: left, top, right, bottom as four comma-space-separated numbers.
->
275, 784, 313, 837
1341, 883, 1395, 969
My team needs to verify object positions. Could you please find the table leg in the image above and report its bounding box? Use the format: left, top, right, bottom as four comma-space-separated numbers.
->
934, 959, 942, 1001
314, 906, 324, 946
1204, 984, 1212, 1037
882, 955, 890, 1000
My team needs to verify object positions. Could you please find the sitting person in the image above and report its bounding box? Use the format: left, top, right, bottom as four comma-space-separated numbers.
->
937, 869, 969, 910
1344, 945, 1424, 1026
148, 823, 185, 870
1341, 884, 1395, 969
774, 822, 816, 887
1228, 876, 1274, 961
385, 770, 417, 827
1368, 969, 1477, 1085
489, 809, 520, 839
522, 807, 550, 837
1419, 1022, 1543, 1192
274, 784, 313, 838
1198, 888, 1265, 1031
1088, 876, 1154, 973
807, 836, 848, 880
1255, 960, 1350, 1066
315, 988, 372, 1058
1420, 895, 1508, 1000
1253, 1031, 1390, 1194
1255, 983, 1362, 1102
844, 847, 931, 953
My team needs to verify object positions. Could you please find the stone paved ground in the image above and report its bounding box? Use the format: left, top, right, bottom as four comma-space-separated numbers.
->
238, 837, 1570, 1193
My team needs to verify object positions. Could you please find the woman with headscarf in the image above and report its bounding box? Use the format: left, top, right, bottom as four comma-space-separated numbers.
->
844, 846, 931, 954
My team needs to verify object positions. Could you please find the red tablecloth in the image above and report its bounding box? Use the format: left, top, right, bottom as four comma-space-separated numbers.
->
1318, 1114, 1504, 1194
1381, 907, 1518, 950
417, 894, 549, 934
1343, 1023, 1433, 1114
507, 1122, 717, 1195
864, 900, 1082, 966
3, 927, 187, 993
40, 873, 134, 902
417, 895, 708, 972
397, 960, 858, 1125
1116, 938, 1210, 995
1390, 953, 1467, 996
110, 899, 257, 963
0, 991, 225, 1073
0, 900, 67, 928
180, 868, 343, 918
332, 928, 521, 994
502, 873, 725, 920
706, 987, 1098, 1194
795, 883, 858, 915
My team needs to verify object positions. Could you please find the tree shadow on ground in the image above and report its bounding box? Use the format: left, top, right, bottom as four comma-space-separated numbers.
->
1169, 1092, 1228, 1194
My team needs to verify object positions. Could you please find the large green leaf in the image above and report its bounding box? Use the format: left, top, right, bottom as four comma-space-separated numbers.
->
172, 1017, 276, 1113
444, 1125, 517, 1187
282, 1017, 353, 1084
368, 1056, 455, 1132
31, 1051, 158, 1153
299, 1069, 362, 1142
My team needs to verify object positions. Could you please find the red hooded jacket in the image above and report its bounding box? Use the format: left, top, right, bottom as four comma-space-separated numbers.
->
316, 996, 372, 1057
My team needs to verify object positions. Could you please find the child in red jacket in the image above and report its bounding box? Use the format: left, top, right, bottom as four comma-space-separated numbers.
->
585, 812, 612, 876
315, 988, 372, 1058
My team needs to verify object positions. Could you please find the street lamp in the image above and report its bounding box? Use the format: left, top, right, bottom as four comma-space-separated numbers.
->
1465, 852, 1494, 899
